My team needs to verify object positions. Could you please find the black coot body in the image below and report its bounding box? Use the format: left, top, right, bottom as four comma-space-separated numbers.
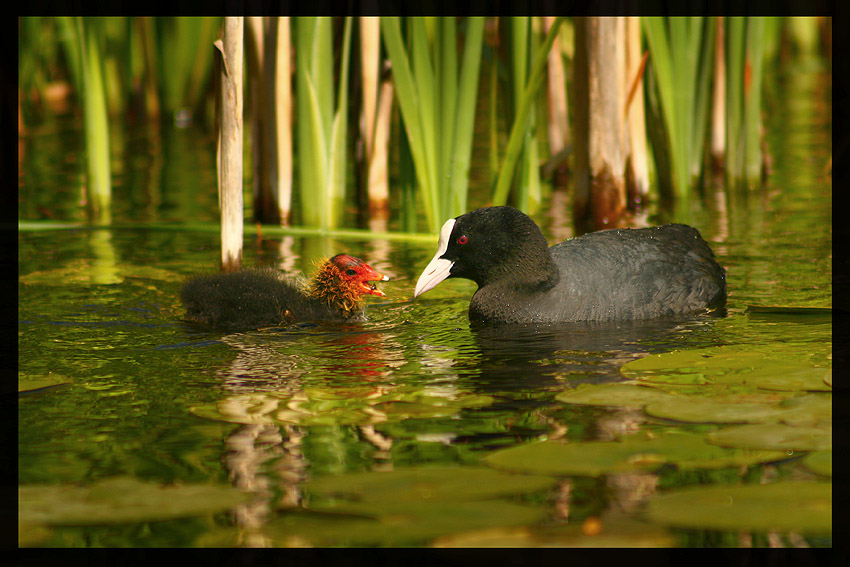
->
414, 206, 726, 324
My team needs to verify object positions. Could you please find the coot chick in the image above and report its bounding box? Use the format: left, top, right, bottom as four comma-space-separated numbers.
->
414, 206, 726, 324
182, 254, 389, 331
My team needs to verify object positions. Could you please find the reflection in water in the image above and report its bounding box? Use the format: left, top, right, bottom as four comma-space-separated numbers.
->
201, 324, 406, 544
460, 314, 726, 391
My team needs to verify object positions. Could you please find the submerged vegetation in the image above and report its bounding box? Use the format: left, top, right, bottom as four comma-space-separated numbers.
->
18, 16, 830, 235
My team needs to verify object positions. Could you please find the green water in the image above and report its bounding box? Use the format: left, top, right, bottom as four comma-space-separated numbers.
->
18, 62, 831, 548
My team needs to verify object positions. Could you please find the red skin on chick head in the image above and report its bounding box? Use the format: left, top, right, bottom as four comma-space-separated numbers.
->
309, 254, 388, 316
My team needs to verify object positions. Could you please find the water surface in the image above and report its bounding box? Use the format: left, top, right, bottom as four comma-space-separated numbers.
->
18, 60, 831, 548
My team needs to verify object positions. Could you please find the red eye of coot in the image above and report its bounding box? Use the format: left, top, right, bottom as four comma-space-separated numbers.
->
457, 235, 468, 245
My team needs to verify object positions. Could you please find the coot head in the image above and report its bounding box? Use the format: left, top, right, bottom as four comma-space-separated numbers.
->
414, 206, 558, 297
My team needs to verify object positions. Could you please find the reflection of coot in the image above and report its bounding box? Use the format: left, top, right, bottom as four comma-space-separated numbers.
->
415, 206, 726, 324
181, 255, 388, 332
466, 316, 724, 391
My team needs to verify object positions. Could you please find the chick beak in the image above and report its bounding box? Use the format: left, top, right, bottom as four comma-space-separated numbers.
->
364, 273, 389, 297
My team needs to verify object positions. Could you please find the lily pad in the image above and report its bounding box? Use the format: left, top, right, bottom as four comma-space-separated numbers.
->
191, 386, 493, 427
775, 394, 832, 427
18, 523, 53, 547
644, 398, 782, 424
803, 451, 832, 477
755, 368, 832, 392
644, 393, 831, 425
432, 516, 675, 548
555, 383, 677, 408
746, 305, 831, 315
18, 477, 253, 526
621, 344, 832, 394
706, 424, 831, 452
646, 481, 831, 535
264, 501, 545, 547
307, 466, 556, 511
271, 466, 556, 546
483, 432, 786, 477
19, 373, 72, 393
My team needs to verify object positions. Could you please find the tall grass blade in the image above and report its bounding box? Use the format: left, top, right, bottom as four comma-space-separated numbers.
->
725, 16, 746, 187
381, 17, 436, 230
690, 19, 715, 181
643, 17, 714, 197
77, 18, 112, 224
410, 17, 439, 222
303, 72, 329, 226
294, 17, 352, 229
437, 17, 458, 218
742, 17, 765, 187
492, 16, 563, 207
327, 17, 353, 228
447, 17, 485, 216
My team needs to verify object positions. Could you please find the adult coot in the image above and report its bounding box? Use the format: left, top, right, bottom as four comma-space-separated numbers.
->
414, 206, 726, 324
182, 254, 389, 331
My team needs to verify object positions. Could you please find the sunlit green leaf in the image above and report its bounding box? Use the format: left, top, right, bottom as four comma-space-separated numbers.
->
746, 304, 832, 314
644, 393, 831, 425
556, 383, 679, 408
269, 466, 555, 545
432, 516, 675, 548
706, 423, 831, 452
307, 466, 554, 507
754, 368, 832, 392
19, 373, 72, 393
621, 344, 832, 393
646, 481, 831, 535
18, 523, 53, 547
484, 432, 785, 477
19, 477, 253, 526
265, 501, 545, 547
803, 450, 831, 477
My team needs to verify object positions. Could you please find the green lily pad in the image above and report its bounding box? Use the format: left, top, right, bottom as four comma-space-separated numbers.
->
263, 466, 557, 546
803, 451, 832, 477
644, 393, 831, 425
746, 305, 832, 315
19, 373, 71, 393
775, 394, 832, 427
18, 523, 53, 547
18, 477, 253, 526
264, 501, 546, 547
755, 368, 832, 392
191, 386, 493, 427
646, 481, 831, 535
706, 424, 831, 452
307, 466, 556, 512
555, 383, 678, 407
621, 344, 832, 394
483, 432, 785, 477
645, 398, 783, 424
432, 516, 675, 548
